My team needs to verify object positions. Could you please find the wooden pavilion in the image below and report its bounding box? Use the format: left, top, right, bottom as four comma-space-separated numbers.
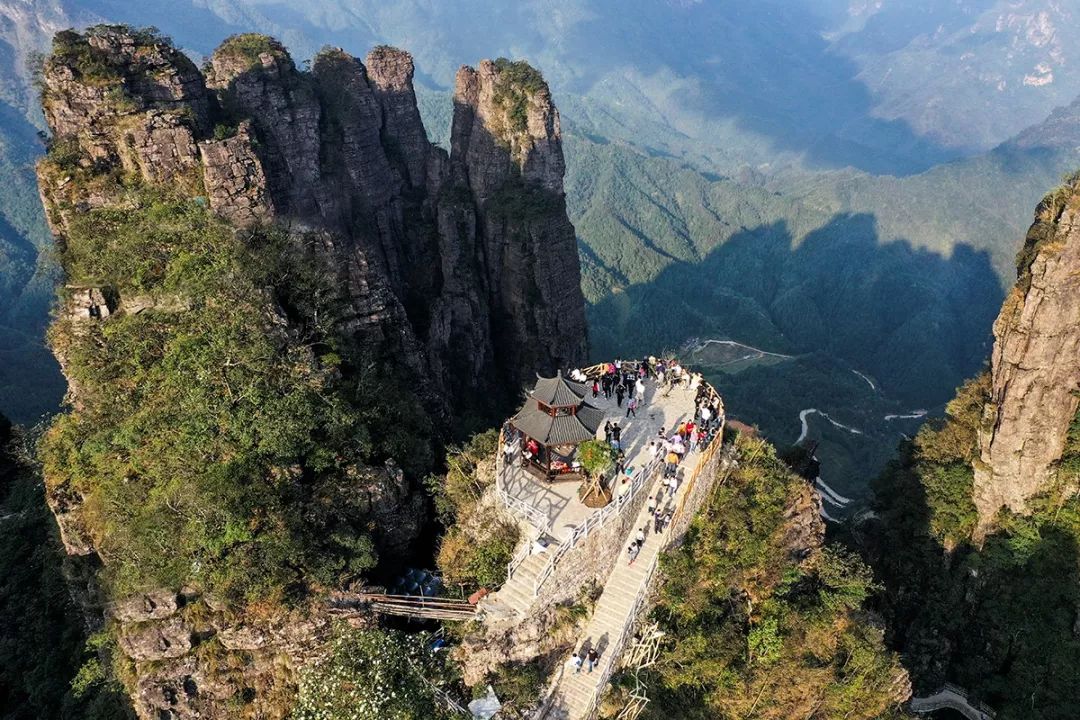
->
511, 371, 605, 482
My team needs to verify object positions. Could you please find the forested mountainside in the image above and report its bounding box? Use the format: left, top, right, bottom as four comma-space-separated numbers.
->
862, 175, 1080, 719
3, 0, 1080, 506
29, 24, 584, 718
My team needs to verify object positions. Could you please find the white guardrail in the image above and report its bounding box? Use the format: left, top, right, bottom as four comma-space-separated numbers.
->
583, 550, 659, 720
530, 455, 662, 597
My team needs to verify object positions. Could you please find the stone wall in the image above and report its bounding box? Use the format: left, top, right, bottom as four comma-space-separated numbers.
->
533, 467, 656, 612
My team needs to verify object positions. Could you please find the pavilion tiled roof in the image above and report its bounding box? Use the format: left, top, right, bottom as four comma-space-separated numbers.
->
511, 400, 605, 446
531, 371, 588, 407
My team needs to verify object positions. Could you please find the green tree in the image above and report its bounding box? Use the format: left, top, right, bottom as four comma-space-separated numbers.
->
291, 627, 457, 720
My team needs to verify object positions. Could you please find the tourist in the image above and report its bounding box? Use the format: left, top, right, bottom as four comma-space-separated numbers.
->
612, 422, 623, 448
648, 440, 658, 459
699, 403, 712, 426
653, 509, 664, 534
592, 379, 599, 398
665, 450, 679, 477
671, 437, 686, 458
628, 542, 640, 565
626, 396, 638, 418
635, 527, 646, 546
615, 384, 626, 407
614, 452, 626, 478
618, 476, 631, 499
570, 651, 583, 674
524, 438, 540, 464
586, 647, 598, 673
635, 377, 645, 399
647, 495, 656, 515
604, 421, 613, 445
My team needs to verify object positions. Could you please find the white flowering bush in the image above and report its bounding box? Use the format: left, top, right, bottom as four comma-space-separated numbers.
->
292, 627, 456, 720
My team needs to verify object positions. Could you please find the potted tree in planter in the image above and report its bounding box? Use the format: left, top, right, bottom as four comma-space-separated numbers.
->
577, 439, 617, 508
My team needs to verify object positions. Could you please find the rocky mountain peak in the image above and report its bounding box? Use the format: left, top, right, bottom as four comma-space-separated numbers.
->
204, 33, 293, 87
364, 45, 415, 92
34, 25, 592, 719
40, 25, 209, 165
972, 175, 1080, 530
452, 57, 565, 201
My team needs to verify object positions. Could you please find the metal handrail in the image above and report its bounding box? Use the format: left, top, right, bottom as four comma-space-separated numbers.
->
583, 551, 659, 720
580, 426, 727, 720
531, 455, 662, 597
506, 534, 531, 581
496, 427, 552, 538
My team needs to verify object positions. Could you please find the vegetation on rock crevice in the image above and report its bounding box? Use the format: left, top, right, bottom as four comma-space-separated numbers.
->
1015, 171, 1080, 288
48, 25, 170, 85
491, 58, 548, 137
214, 33, 288, 70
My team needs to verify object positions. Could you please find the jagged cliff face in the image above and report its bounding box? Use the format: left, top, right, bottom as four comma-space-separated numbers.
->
35, 26, 588, 720
40, 29, 586, 415
973, 182, 1080, 529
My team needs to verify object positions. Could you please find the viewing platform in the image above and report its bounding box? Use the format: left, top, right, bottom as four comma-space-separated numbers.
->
499, 378, 701, 544
480, 360, 729, 720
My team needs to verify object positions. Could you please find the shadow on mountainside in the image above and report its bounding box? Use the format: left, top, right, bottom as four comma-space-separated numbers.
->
587, 212, 1003, 410
860, 443, 1080, 720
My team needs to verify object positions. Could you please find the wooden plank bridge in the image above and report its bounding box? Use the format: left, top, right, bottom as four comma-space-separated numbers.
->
328, 592, 478, 622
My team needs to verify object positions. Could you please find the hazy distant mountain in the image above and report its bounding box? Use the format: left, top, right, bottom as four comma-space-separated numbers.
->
7, 0, 1077, 177
1, 0, 1079, 498
816, 0, 1080, 154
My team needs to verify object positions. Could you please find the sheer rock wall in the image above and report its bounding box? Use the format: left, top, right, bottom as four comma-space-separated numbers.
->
973, 189, 1080, 529
35, 26, 589, 720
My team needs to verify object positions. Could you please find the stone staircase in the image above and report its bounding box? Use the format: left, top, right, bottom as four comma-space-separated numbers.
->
546, 452, 699, 719
487, 548, 549, 616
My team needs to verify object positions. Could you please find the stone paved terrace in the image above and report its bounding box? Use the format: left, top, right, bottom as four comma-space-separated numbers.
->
500, 378, 700, 543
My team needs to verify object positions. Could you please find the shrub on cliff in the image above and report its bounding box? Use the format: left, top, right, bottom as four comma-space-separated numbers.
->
429, 430, 520, 591
491, 58, 548, 135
